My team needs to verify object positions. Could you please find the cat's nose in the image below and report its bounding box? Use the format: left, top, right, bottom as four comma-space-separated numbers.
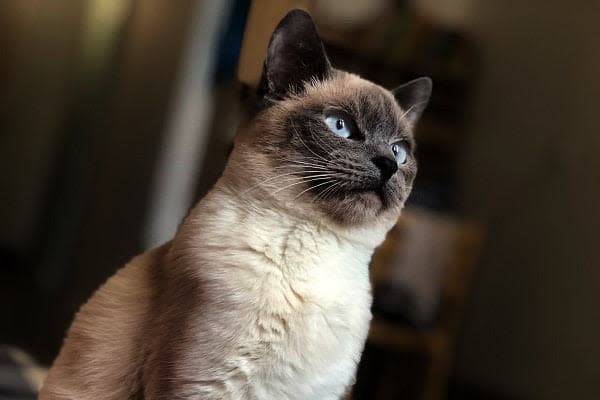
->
371, 156, 398, 182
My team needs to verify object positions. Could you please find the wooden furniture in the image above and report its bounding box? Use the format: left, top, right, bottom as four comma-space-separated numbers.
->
353, 210, 483, 400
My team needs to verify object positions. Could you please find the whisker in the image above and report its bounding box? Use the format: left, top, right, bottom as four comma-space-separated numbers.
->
293, 179, 335, 201
261, 174, 336, 190
274, 166, 330, 174
243, 169, 333, 194
269, 174, 336, 196
296, 155, 334, 166
292, 124, 330, 163
275, 160, 329, 169
308, 126, 335, 154
281, 157, 363, 177
275, 157, 330, 169
312, 180, 341, 203
322, 180, 345, 200
326, 180, 347, 200
270, 179, 313, 196
241, 171, 305, 194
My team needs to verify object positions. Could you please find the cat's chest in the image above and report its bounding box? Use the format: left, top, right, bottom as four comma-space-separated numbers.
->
192, 210, 379, 398
248, 221, 372, 309
246, 222, 373, 370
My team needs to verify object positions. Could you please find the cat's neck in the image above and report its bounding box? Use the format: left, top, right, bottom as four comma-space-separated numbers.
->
182, 176, 392, 254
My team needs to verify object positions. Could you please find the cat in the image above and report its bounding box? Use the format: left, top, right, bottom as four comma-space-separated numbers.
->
39, 9, 431, 400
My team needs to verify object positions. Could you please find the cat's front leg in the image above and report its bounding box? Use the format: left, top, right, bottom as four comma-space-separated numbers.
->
142, 344, 234, 400
141, 293, 247, 399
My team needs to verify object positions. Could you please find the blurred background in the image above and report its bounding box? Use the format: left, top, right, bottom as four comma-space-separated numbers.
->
1, 0, 599, 399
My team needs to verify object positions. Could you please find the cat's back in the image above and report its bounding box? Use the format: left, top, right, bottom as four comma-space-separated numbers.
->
39, 243, 169, 400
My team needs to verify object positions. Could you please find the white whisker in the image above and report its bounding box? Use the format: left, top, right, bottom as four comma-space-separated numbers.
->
241, 171, 304, 194
274, 165, 330, 173
269, 173, 336, 196
293, 179, 335, 201
292, 124, 330, 163
262, 174, 335, 189
270, 180, 312, 196
309, 126, 335, 154
312, 181, 340, 203
275, 157, 330, 169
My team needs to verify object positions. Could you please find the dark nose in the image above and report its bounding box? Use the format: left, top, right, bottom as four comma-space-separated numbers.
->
372, 156, 398, 182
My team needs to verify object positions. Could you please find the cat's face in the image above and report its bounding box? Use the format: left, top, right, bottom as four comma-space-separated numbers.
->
252, 73, 419, 225
231, 10, 431, 227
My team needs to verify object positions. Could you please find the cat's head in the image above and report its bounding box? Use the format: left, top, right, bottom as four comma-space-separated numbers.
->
229, 10, 431, 227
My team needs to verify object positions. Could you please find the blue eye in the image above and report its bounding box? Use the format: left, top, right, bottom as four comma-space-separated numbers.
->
391, 142, 408, 164
325, 116, 351, 138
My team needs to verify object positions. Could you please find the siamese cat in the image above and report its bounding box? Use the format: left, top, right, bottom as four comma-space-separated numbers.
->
40, 9, 431, 400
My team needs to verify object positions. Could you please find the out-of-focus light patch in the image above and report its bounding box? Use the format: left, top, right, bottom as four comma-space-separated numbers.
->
413, 0, 474, 28
144, 0, 233, 248
81, 0, 131, 76
4, 346, 47, 392
314, 0, 389, 28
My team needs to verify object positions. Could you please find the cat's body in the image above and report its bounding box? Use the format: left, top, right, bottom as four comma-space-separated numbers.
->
40, 10, 431, 400
42, 184, 383, 400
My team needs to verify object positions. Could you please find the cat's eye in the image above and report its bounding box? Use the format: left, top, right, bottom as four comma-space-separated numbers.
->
391, 142, 408, 164
325, 116, 351, 138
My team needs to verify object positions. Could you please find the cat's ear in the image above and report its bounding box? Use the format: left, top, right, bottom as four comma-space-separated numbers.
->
257, 9, 332, 102
392, 77, 433, 126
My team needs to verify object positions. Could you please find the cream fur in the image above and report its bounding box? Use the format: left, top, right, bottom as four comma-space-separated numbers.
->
40, 175, 393, 399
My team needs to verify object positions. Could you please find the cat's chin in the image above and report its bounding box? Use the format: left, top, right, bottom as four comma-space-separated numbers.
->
355, 189, 384, 208
312, 187, 401, 226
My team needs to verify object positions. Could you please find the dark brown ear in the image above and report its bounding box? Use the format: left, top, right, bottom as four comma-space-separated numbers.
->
392, 77, 433, 126
257, 9, 332, 103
